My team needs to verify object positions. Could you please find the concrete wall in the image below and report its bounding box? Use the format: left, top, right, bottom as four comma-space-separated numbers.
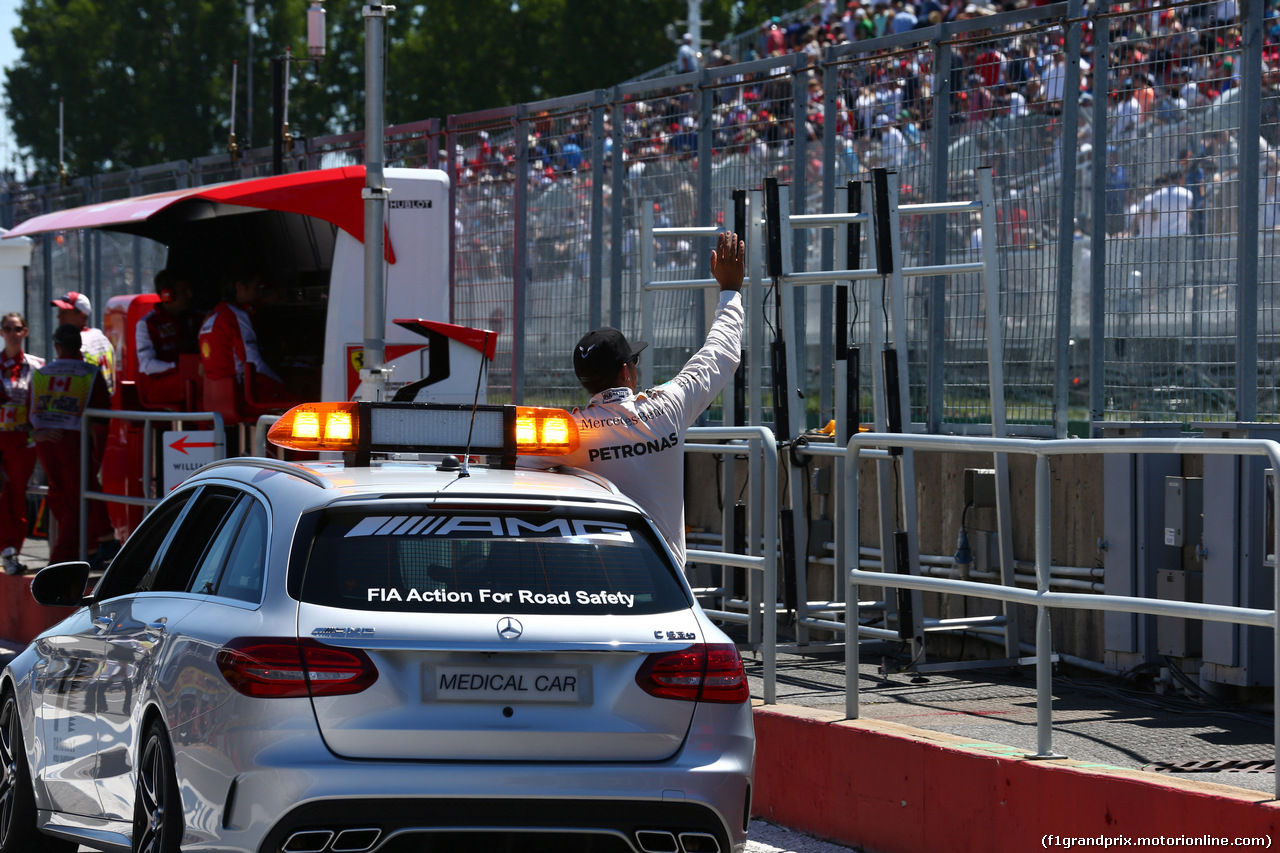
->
752, 704, 1280, 853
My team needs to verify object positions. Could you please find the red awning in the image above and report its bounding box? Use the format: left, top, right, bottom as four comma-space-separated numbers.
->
5, 166, 393, 260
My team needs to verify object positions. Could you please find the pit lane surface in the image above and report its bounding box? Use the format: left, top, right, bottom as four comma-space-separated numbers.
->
748, 819, 858, 853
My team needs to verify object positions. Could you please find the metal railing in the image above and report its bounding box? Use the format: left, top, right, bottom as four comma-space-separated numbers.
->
684, 425, 780, 703
842, 432, 1280, 799
78, 408, 226, 561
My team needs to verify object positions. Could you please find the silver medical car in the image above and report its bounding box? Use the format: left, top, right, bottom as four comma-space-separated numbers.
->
1, 403, 754, 853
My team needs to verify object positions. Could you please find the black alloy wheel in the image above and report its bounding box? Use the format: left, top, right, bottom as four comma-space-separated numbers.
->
0, 691, 73, 853
133, 721, 182, 853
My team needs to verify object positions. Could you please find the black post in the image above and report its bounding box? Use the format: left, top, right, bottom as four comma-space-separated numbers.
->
272, 57, 284, 176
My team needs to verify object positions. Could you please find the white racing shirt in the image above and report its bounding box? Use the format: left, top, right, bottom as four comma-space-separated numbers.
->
533, 291, 744, 567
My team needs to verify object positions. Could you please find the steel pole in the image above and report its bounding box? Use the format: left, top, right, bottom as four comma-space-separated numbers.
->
1030, 453, 1063, 759
361, 4, 392, 394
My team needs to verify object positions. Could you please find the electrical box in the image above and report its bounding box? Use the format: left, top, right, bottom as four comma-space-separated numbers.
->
963, 468, 996, 508
1096, 422, 1183, 673
1197, 423, 1280, 687
1163, 476, 1203, 548
1156, 569, 1202, 657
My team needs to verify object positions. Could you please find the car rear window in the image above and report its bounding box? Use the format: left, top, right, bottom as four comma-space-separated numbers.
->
294, 506, 690, 615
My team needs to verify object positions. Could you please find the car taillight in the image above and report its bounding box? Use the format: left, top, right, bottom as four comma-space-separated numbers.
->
635, 643, 749, 704
216, 638, 379, 698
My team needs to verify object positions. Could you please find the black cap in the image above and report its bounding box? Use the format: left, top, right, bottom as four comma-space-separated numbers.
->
573, 327, 648, 385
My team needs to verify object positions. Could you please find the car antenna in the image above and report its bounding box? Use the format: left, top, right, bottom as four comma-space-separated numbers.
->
458, 330, 492, 478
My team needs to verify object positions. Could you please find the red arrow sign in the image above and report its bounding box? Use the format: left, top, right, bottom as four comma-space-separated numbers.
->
169, 435, 217, 455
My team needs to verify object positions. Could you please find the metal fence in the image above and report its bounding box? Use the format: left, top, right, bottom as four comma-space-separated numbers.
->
843, 431, 1280, 799
6, 0, 1280, 434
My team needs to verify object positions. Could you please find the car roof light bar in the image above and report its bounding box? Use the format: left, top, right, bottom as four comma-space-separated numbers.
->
268, 402, 579, 468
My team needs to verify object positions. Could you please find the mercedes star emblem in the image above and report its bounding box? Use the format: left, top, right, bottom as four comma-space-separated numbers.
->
497, 617, 524, 640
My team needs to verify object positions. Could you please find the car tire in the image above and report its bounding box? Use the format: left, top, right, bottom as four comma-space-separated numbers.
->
133, 721, 183, 853
0, 690, 75, 853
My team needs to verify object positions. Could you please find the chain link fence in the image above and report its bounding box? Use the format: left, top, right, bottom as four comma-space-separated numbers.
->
6, 0, 1280, 434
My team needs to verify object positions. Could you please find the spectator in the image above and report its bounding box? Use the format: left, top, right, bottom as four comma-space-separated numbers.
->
1040, 46, 1067, 110
30, 323, 116, 568
1182, 149, 1208, 236
853, 6, 875, 39
840, 3, 861, 41
0, 313, 41, 575
874, 113, 910, 168
873, 0, 894, 36
51, 290, 116, 396
560, 134, 584, 172
1260, 153, 1280, 230
890, 1, 918, 33
677, 33, 701, 73
1110, 82, 1142, 140
1134, 171, 1193, 237
764, 18, 786, 55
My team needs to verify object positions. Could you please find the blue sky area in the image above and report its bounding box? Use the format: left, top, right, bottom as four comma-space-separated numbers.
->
0, 1, 19, 174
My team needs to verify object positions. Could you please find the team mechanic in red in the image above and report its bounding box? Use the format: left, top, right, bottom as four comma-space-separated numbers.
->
30, 324, 117, 567
0, 313, 42, 574
136, 268, 202, 406
527, 230, 745, 567
198, 268, 294, 403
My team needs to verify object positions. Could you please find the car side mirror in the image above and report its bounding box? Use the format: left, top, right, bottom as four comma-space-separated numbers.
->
30, 562, 94, 608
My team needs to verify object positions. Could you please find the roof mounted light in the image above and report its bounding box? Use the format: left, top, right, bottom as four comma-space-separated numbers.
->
268, 403, 359, 452
268, 402, 578, 466
514, 406, 579, 455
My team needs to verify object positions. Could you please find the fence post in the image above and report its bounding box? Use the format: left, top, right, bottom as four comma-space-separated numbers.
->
426, 117, 440, 170
695, 68, 714, 346
446, 115, 459, 324
698, 70, 714, 284
590, 90, 608, 331
83, 177, 99, 321
790, 54, 809, 424
820, 56, 838, 426
513, 105, 530, 403
927, 35, 952, 434
1054, 0, 1084, 438
1238, 0, 1263, 420
129, 169, 143, 296
41, 190, 53, 361
1088, 15, 1109, 432
609, 91, 624, 329
1030, 452, 1064, 759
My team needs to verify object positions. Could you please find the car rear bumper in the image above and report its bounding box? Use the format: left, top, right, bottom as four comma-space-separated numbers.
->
185, 706, 754, 853
257, 797, 745, 853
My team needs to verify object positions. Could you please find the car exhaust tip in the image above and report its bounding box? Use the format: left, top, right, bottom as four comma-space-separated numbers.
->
679, 831, 721, 853
282, 829, 334, 853
636, 829, 680, 853
333, 827, 382, 852
282, 827, 381, 853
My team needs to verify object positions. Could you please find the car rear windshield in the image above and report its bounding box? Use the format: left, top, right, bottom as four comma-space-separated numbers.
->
294, 505, 690, 615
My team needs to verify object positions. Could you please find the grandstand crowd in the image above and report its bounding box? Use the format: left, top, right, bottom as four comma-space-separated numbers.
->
450, 0, 1272, 249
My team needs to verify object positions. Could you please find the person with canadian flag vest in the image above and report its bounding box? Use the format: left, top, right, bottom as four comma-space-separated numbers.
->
0, 312, 43, 574
51, 290, 116, 396
30, 324, 117, 568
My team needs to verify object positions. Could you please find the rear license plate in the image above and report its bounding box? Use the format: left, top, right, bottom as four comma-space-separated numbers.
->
424, 664, 592, 705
